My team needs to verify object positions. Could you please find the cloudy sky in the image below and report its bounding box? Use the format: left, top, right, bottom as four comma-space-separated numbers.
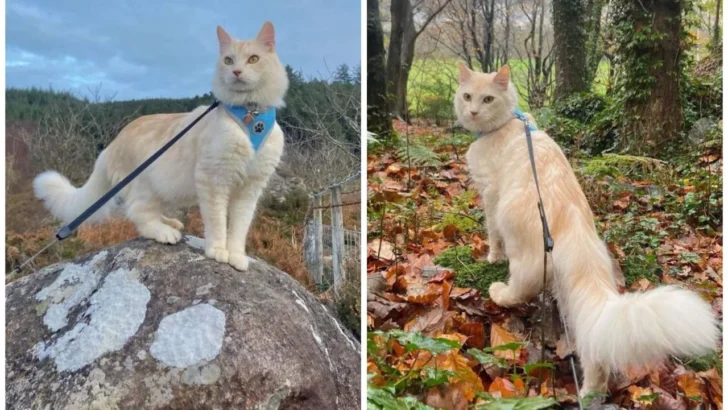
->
7, 0, 360, 101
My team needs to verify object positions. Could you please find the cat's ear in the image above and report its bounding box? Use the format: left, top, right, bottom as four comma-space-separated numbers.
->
217, 25, 232, 54
458, 62, 471, 83
257, 21, 276, 51
493, 65, 511, 89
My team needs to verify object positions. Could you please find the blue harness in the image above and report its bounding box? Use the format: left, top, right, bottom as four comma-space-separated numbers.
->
476, 109, 537, 138
514, 108, 537, 131
223, 103, 277, 151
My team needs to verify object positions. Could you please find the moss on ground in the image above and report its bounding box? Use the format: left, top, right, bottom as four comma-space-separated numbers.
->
434, 246, 509, 296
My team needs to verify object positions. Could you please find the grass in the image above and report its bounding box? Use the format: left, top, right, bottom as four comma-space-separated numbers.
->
407, 58, 612, 115
433, 246, 509, 296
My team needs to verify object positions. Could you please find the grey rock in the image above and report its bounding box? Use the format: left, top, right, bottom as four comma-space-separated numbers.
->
688, 117, 718, 145
6, 236, 360, 409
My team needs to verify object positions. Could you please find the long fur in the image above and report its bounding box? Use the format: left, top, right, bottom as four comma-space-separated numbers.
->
455, 63, 719, 393
34, 22, 288, 272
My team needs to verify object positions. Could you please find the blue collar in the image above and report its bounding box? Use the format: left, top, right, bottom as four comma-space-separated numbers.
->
514, 108, 537, 131
476, 109, 537, 138
223, 103, 277, 151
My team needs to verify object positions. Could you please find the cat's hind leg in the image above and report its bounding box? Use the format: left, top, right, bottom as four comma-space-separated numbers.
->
126, 195, 182, 244
581, 359, 609, 396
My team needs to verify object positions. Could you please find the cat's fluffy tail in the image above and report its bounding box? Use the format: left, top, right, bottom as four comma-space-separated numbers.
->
554, 231, 719, 370
34, 151, 113, 225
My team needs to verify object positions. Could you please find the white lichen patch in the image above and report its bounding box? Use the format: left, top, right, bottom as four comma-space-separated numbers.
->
35, 251, 108, 332
181, 363, 221, 385
114, 248, 145, 265
184, 236, 205, 250
196, 283, 215, 296
150, 304, 225, 368
34, 268, 151, 372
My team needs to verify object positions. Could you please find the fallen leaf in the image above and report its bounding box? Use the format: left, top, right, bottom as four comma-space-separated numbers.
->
458, 322, 486, 349
677, 372, 706, 402
489, 377, 517, 398
424, 385, 468, 410
490, 323, 523, 361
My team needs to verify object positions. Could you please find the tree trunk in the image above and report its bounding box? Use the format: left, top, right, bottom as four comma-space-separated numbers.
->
712, 0, 722, 53
386, 0, 411, 117
621, 0, 683, 153
584, 0, 604, 84
367, 0, 393, 138
395, 3, 416, 121
553, 0, 588, 99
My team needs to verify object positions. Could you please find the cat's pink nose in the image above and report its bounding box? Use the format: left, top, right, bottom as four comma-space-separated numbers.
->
470, 111, 478, 117
233, 70, 241, 77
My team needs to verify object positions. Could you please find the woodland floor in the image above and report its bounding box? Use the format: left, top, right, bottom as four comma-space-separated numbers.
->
366, 119, 723, 409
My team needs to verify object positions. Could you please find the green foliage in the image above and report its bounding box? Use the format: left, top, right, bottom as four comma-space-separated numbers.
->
684, 351, 722, 373
367, 330, 459, 405
434, 246, 509, 295
473, 396, 557, 410
554, 92, 607, 123
367, 384, 436, 410
602, 212, 663, 285
435, 191, 481, 233
395, 141, 442, 167
378, 329, 461, 354
579, 154, 667, 180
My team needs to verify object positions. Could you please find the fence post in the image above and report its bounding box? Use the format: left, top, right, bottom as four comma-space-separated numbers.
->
313, 195, 324, 286
330, 186, 345, 296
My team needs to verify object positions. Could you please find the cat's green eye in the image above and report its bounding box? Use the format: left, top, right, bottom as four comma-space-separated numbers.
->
463, 93, 471, 101
248, 55, 260, 64
483, 96, 494, 103
224, 56, 234, 65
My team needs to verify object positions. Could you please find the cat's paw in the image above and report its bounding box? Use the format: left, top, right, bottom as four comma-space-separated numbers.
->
140, 223, 182, 244
486, 251, 505, 264
488, 282, 509, 306
161, 217, 184, 230
229, 252, 250, 271
205, 247, 229, 264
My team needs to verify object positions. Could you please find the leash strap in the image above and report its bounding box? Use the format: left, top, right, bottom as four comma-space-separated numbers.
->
523, 124, 553, 253
15, 100, 221, 273
521, 117, 584, 409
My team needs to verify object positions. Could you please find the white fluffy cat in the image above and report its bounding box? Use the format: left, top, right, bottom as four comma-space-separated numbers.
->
34, 22, 288, 272
456, 63, 718, 394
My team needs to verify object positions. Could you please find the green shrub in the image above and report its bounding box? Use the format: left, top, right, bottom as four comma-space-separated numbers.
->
554, 92, 607, 123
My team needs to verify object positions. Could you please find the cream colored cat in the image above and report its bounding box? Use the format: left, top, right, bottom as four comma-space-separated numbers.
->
34, 22, 288, 272
456, 63, 718, 394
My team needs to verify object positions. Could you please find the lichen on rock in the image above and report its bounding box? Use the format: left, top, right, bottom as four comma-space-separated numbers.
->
6, 236, 360, 409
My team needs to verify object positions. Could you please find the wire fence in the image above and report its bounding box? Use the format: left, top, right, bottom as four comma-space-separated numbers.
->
303, 170, 361, 294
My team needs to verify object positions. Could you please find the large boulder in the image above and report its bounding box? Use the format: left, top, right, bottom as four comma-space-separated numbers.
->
6, 237, 360, 409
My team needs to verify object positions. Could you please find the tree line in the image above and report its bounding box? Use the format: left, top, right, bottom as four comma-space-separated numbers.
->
7, 63, 361, 152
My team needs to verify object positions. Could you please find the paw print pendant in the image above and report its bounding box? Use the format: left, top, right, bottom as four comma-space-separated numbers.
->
242, 113, 255, 125
253, 121, 266, 134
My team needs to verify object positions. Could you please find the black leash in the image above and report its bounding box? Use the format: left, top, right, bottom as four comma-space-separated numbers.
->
521, 117, 584, 409
14, 100, 221, 273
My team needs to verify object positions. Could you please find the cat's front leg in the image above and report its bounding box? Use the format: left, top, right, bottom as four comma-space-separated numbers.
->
481, 195, 505, 263
197, 179, 231, 263
226, 180, 266, 271
485, 215, 506, 263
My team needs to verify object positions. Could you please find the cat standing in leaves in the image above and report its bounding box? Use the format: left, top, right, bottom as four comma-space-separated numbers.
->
455, 63, 718, 394
34, 22, 288, 272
